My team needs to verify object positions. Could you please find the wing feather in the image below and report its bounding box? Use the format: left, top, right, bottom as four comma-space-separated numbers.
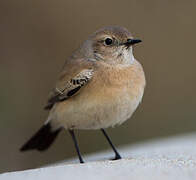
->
44, 68, 94, 110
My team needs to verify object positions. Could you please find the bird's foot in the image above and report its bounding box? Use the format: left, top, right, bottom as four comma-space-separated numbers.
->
111, 154, 122, 160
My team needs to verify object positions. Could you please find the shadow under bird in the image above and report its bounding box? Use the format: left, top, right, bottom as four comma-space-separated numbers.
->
20, 26, 146, 163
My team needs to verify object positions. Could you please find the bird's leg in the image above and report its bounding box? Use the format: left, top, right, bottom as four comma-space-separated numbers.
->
69, 130, 84, 163
101, 128, 122, 160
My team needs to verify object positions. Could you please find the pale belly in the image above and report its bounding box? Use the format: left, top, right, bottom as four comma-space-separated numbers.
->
48, 60, 145, 130
49, 84, 144, 130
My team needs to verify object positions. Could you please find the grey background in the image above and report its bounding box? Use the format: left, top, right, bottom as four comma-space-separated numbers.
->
0, 0, 195, 173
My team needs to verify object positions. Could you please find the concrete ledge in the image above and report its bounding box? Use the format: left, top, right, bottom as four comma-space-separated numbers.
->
1, 133, 196, 180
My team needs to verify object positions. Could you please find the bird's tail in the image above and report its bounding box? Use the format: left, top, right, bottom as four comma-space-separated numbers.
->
20, 123, 62, 152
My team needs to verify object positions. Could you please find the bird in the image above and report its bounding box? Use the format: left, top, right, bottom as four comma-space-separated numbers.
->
20, 26, 146, 163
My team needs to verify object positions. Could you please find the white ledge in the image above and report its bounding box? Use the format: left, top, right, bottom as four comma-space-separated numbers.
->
1, 133, 196, 180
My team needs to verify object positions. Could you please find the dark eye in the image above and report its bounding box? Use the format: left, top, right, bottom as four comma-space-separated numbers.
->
104, 38, 113, 45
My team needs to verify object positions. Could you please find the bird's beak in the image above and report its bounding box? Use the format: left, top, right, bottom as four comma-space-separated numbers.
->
123, 39, 142, 47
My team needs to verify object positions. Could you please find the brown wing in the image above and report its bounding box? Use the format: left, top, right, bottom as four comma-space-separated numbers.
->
44, 59, 94, 110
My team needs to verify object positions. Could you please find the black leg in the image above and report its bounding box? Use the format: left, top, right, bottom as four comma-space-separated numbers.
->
101, 128, 122, 160
69, 130, 84, 163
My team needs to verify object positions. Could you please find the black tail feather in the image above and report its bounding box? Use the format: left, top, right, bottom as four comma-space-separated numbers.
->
20, 123, 61, 152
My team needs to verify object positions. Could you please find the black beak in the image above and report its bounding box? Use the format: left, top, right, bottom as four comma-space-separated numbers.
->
124, 39, 142, 47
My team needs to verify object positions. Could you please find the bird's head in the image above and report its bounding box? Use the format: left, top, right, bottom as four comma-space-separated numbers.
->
79, 26, 142, 65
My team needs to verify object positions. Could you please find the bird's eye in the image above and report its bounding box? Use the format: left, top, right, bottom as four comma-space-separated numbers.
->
104, 38, 113, 45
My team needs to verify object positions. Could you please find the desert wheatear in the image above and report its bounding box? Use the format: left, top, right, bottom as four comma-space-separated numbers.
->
20, 26, 146, 163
